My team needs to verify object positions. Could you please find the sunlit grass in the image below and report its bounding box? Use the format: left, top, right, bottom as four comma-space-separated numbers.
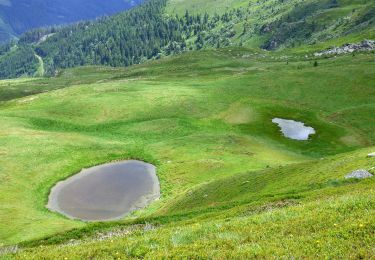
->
0, 49, 374, 258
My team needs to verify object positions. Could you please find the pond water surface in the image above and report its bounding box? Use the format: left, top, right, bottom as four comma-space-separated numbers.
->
47, 160, 160, 221
272, 118, 315, 140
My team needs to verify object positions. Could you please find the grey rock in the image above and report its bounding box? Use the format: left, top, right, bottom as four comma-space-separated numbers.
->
345, 169, 373, 179
314, 39, 375, 57
367, 152, 375, 157
0, 245, 19, 256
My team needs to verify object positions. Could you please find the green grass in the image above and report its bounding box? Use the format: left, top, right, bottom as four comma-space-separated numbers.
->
0, 66, 129, 102
166, 0, 248, 15
0, 49, 374, 258
166, 0, 375, 51
13, 161, 375, 258
33, 54, 44, 77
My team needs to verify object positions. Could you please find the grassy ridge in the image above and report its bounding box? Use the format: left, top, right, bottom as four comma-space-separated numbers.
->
163, 147, 375, 214
0, 49, 374, 251
12, 149, 375, 258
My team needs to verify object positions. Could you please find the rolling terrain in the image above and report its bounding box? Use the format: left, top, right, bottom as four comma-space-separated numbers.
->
0, 0, 374, 258
0, 48, 374, 258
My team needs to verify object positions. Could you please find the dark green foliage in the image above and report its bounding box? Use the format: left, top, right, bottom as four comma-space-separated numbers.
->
18, 27, 58, 45
0, 41, 12, 55
0, 0, 240, 79
261, 0, 375, 50
0, 0, 373, 79
33, 0, 174, 73
0, 45, 38, 78
261, 0, 333, 49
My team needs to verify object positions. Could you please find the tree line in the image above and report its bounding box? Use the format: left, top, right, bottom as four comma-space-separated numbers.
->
1, 0, 371, 79
0, 0, 246, 78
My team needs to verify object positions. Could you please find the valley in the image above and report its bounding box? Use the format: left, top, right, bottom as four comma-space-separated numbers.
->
0, 0, 143, 43
0, 48, 374, 258
0, 0, 374, 258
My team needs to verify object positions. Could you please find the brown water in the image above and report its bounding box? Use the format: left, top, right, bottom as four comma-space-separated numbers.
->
47, 160, 160, 221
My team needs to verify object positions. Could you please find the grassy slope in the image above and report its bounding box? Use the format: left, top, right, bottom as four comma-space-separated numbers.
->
13, 149, 375, 258
0, 48, 373, 256
166, 0, 375, 49
0, 67, 130, 102
166, 0, 248, 15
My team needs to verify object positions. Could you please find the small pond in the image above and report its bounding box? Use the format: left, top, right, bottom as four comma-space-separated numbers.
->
47, 160, 160, 221
272, 118, 315, 141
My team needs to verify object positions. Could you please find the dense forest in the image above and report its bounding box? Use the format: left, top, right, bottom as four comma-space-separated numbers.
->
0, 0, 238, 77
0, 45, 38, 78
0, 0, 373, 79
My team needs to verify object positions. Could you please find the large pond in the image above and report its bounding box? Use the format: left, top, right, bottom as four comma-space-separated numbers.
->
272, 118, 315, 141
47, 160, 160, 221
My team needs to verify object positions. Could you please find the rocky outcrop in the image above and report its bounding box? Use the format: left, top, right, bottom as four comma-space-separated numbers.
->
314, 40, 375, 57
345, 169, 373, 179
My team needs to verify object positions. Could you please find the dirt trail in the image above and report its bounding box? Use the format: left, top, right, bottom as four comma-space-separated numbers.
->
34, 53, 44, 77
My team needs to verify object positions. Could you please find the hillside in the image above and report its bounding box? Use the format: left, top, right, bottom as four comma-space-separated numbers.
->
166, 0, 375, 49
166, 0, 249, 15
0, 0, 143, 43
12, 151, 375, 258
0, 0, 374, 79
0, 0, 374, 258
0, 48, 374, 258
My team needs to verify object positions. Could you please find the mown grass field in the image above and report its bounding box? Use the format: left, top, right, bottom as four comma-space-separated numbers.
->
0, 48, 374, 258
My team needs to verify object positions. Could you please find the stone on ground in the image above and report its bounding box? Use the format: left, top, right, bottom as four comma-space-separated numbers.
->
345, 169, 373, 179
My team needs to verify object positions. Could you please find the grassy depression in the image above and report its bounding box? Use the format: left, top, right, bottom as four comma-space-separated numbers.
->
0, 49, 374, 258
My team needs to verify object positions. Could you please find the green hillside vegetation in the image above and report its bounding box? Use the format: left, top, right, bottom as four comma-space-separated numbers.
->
0, 0, 374, 79
0, 45, 38, 79
0, 48, 374, 258
12, 153, 375, 258
165, 0, 248, 15
0, 0, 374, 258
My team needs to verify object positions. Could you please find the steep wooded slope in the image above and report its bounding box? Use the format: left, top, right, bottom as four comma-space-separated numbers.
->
0, 0, 373, 79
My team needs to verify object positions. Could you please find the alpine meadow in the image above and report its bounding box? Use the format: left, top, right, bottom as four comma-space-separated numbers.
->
0, 0, 374, 259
